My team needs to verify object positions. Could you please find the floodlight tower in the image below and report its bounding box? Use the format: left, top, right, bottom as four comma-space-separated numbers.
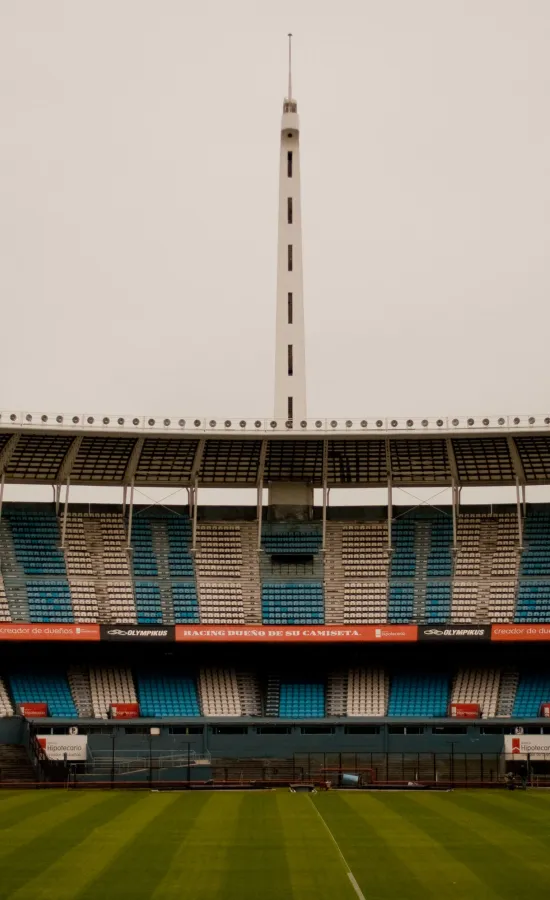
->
274, 34, 306, 424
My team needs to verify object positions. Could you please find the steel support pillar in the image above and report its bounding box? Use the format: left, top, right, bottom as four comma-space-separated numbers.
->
60, 479, 70, 549
451, 482, 459, 554
126, 480, 135, 551
387, 476, 393, 553
322, 440, 328, 552
515, 477, 524, 551
0, 473, 5, 522
191, 479, 198, 554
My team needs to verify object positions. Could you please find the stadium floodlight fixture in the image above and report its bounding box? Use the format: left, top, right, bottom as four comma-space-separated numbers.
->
133, 418, 140, 426
254, 420, 262, 428
179, 419, 186, 427
436, 419, 443, 427
41, 415, 48, 422
224, 420, 232, 428
422, 419, 428, 427
376, 420, 383, 427
483, 418, 489, 426
240, 420, 246, 428
467, 418, 474, 426
361, 420, 367, 428
25, 414, 32, 422
148, 418, 155, 426
513, 417, 520, 425
56, 415, 63, 423
103, 418, 110, 425
529, 416, 536, 425
406, 419, 413, 427
72, 416, 79, 424
270, 420, 277, 428
117, 418, 124, 426
315, 420, 322, 428
164, 419, 171, 427
209, 420, 216, 428
498, 417, 505, 425
194, 419, 201, 427
391, 420, 398, 427
346, 420, 352, 428
300, 420, 307, 428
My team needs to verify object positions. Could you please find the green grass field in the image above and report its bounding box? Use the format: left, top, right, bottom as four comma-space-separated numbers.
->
0, 789, 549, 898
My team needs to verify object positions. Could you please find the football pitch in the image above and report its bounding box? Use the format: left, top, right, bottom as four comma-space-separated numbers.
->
0, 789, 549, 899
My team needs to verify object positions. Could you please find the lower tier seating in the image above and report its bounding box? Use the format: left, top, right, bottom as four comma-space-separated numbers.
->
137, 673, 200, 717
9, 672, 77, 717
262, 583, 324, 625
512, 673, 550, 717
346, 668, 387, 716
27, 581, 73, 623
278, 681, 325, 717
90, 667, 137, 719
199, 668, 241, 716
0, 677, 13, 716
451, 668, 500, 718
172, 583, 200, 623
388, 673, 450, 717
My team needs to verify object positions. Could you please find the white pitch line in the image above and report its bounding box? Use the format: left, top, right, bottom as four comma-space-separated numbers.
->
308, 796, 366, 900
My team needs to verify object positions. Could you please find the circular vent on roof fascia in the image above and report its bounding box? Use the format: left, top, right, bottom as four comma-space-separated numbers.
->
436, 419, 443, 427
148, 418, 155, 426
179, 419, 186, 427
56, 415, 63, 424
467, 418, 474, 426
73, 416, 80, 424
315, 420, 322, 428
391, 420, 398, 428
117, 417, 124, 425
330, 420, 337, 428
545, 417, 550, 425
376, 420, 383, 428
164, 419, 171, 427
239, 420, 246, 428
498, 417, 505, 425
406, 419, 413, 427
224, 420, 232, 428
513, 417, 520, 425
483, 418, 490, 426
422, 419, 428, 427
194, 419, 201, 427
452, 419, 459, 427
25, 414, 32, 422
254, 420, 262, 428
41, 415, 48, 422
133, 418, 140, 426
209, 420, 216, 428
346, 420, 353, 428
529, 416, 536, 425
87, 417, 94, 424
285, 420, 293, 429
300, 420, 307, 428
361, 420, 367, 428
9, 413, 16, 422
270, 420, 277, 428
103, 417, 110, 425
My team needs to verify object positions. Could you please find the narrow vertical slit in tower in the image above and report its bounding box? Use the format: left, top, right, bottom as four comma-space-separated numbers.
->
288, 293, 293, 324
287, 151, 293, 177
287, 197, 293, 224
288, 245, 293, 271
288, 345, 293, 376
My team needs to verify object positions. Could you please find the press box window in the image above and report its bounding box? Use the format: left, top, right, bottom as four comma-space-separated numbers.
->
288, 245, 293, 271
288, 344, 293, 376
287, 197, 293, 224
211, 726, 248, 735
344, 726, 380, 735
288, 293, 293, 323
287, 151, 293, 177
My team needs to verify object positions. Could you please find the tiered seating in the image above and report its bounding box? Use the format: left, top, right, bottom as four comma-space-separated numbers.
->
387, 583, 415, 623
346, 668, 387, 716
452, 668, 500, 718
198, 583, 245, 623
450, 583, 479, 622
237, 672, 263, 715
424, 582, 451, 623
515, 583, 550, 623
326, 671, 347, 715
196, 526, 242, 577
68, 666, 93, 717
0, 576, 11, 621
61, 513, 94, 577
166, 517, 194, 576
388, 673, 450, 717
262, 583, 324, 624
341, 524, 388, 577
131, 519, 158, 577
5, 510, 66, 575
172, 583, 200, 623
452, 513, 519, 622
27, 581, 73, 622
67, 581, 99, 623
487, 582, 517, 622
278, 681, 325, 717
262, 529, 322, 556
513, 673, 550, 717
89, 666, 137, 718
343, 583, 387, 623
97, 514, 132, 577
521, 512, 550, 576
390, 520, 416, 577
137, 673, 200, 717
134, 582, 163, 623
199, 668, 241, 716
9, 672, 77, 717
426, 518, 453, 577
0, 677, 13, 716
492, 515, 518, 577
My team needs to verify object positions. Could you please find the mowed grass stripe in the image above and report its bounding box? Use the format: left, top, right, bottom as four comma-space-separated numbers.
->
217, 792, 294, 899
152, 792, 243, 899
0, 791, 111, 864
77, 792, 212, 900
0, 791, 80, 830
339, 792, 501, 900
7, 793, 180, 900
454, 790, 550, 831
277, 793, 357, 900
396, 792, 548, 898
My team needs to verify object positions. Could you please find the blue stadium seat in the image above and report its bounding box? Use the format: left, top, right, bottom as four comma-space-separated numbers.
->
388, 673, 450, 717
387, 583, 415, 623
426, 518, 453, 577
390, 520, 416, 577
9, 672, 77, 717
424, 582, 452, 623
515, 582, 550, 623
134, 581, 163, 624
131, 519, 158, 577
136, 673, 200, 717
279, 681, 325, 717
513, 674, 550, 717
262, 583, 324, 625
171, 583, 200, 623
166, 518, 194, 577
5, 510, 66, 575
27, 581, 73, 623
521, 513, 550, 577
262, 528, 322, 556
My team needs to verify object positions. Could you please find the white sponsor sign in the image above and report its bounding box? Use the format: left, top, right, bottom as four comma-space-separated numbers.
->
504, 735, 550, 760
39, 735, 88, 761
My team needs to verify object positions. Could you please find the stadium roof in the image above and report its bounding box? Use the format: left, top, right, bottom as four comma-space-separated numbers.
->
1, 410, 550, 488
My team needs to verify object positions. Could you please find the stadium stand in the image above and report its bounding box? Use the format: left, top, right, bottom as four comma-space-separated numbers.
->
262, 583, 324, 624
512, 672, 550, 717
199, 668, 241, 716
0, 576, 11, 622
67, 666, 93, 717
0, 677, 13, 717
236, 672, 263, 715
451, 668, 500, 718
90, 666, 137, 718
452, 512, 519, 622
278, 681, 325, 718
195, 523, 261, 623
346, 667, 388, 716
388, 673, 450, 717
137, 673, 200, 717
9, 672, 77, 717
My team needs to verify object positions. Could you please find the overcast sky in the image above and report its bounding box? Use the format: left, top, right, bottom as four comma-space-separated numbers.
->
1, 2, 549, 505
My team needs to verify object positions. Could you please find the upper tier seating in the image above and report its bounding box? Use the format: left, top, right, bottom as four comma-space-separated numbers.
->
0, 576, 11, 621
27, 581, 73, 623
172, 583, 200, 623
262, 528, 322, 556
387, 583, 415, 623
0, 676, 13, 716
451, 668, 500, 718
343, 583, 387, 623
512, 673, 550, 717
278, 681, 325, 717
521, 513, 550, 576
424, 582, 452, 623
137, 673, 200, 717
199, 668, 241, 716
90, 666, 137, 718
4, 510, 66, 575
131, 519, 158, 577
198, 583, 245, 623
166, 516, 194, 577
515, 582, 550, 623
9, 672, 77, 717
346, 668, 387, 716
390, 520, 416, 577
134, 581, 163, 624
426, 518, 453, 577
388, 673, 450, 717
262, 583, 324, 625
196, 526, 242, 577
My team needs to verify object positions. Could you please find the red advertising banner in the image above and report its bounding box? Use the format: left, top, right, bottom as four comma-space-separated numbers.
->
449, 702, 480, 719
0, 623, 100, 641
110, 703, 140, 719
540, 704, 550, 718
491, 624, 550, 642
19, 703, 48, 718
175, 624, 418, 643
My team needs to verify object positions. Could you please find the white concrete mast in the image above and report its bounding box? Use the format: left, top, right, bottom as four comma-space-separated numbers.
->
274, 34, 306, 423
